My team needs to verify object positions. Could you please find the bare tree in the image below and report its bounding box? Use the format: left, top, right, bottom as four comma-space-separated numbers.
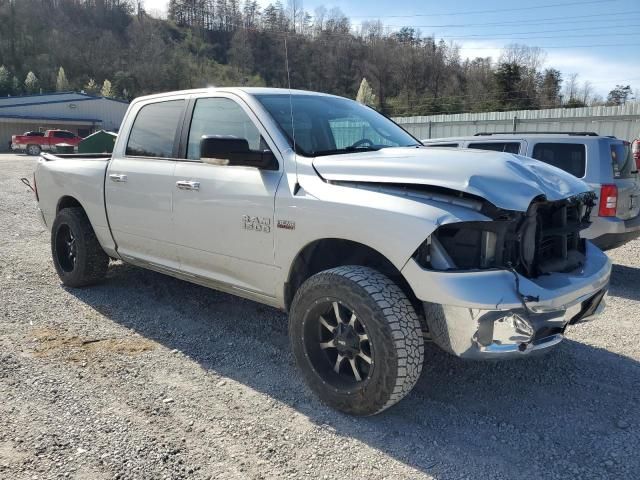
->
564, 73, 580, 102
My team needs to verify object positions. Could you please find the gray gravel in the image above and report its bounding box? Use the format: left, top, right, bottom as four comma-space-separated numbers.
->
1, 153, 639, 480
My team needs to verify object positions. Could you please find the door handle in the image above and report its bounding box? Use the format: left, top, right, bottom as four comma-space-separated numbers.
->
176, 180, 200, 191
109, 174, 127, 183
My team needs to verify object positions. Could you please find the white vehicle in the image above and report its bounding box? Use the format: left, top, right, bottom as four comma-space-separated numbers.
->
33, 89, 611, 415
422, 133, 640, 250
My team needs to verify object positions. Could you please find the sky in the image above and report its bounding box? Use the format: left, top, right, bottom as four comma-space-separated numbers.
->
142, 0, 640, 98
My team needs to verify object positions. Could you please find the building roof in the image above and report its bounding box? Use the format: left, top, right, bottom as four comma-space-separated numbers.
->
0, 91, 129, 107
0, 113, 102, 123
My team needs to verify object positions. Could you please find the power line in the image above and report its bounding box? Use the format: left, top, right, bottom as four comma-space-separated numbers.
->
347, 0, 618, 18
374, 11, 640, 29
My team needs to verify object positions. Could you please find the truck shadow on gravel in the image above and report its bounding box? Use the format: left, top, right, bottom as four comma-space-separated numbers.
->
609, 264, 640, 301
67, 261, 640, 479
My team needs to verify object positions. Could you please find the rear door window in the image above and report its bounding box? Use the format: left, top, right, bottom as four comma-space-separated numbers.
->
126, 100, 184, 158
467, 142, 521, 154
531, 143, 586, 178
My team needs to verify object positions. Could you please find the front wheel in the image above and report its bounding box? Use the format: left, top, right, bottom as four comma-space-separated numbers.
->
26, 144, 41, 156
289, 266, 424, 415
51, 207, 109, 287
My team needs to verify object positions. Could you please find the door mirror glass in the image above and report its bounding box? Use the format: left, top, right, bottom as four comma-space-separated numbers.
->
200, 136, 277, 170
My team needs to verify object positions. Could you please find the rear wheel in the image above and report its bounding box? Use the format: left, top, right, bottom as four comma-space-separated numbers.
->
26, 144, 41, 156
51, 207, 109, 287
289, 266, 424, 415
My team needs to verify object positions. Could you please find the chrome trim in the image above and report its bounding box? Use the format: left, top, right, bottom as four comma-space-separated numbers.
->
478, 334, 564, 357
176, 180, 200, 191
109, 173, 127, 183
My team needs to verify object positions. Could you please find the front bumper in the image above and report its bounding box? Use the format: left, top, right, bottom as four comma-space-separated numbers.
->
402, 242, 611, 359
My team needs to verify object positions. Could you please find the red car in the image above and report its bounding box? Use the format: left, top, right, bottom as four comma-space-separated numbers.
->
11, 130, 82, 156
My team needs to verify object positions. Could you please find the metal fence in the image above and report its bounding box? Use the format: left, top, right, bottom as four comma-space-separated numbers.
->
393, 103, 640, 142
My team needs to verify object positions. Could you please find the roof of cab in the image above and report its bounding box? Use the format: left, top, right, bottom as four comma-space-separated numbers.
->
130, 87, 339, 104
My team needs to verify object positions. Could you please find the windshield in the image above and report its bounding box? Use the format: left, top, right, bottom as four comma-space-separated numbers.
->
254, 94, 420, 156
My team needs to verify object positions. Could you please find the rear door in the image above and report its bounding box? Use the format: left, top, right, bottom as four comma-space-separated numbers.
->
609, 139, 640, 220
172, 94, 283, 297
105, 98, 186, 269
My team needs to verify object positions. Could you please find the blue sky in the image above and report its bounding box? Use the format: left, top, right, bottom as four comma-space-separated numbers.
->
144, 0, 640, 98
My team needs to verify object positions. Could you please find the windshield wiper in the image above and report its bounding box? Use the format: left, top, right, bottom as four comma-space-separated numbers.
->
313, 146, 384, 157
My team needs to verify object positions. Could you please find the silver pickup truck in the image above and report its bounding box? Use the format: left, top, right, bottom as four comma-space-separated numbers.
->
33, 88, 611, 415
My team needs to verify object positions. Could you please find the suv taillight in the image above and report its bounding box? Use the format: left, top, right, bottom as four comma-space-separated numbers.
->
632, 139, 640, 171
599, 184, 618, 217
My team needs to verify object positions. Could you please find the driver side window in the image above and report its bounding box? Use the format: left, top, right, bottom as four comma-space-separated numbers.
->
187, 97, 263, 160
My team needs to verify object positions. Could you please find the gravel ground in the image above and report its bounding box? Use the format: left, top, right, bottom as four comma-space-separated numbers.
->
1, 153, 639, 480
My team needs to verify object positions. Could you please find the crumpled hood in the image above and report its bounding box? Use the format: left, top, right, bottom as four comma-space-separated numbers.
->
312, 147, 592, 212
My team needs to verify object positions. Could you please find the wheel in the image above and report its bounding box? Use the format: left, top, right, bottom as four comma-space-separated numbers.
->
289, 266, 424, 415
26, 144, 41, 156
51, 207, 109, 287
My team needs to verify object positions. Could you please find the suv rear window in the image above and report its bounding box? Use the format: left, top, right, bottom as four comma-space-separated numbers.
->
467, 142, 521, 154
610, 142, 634, 178
126, 100, 184, 158
531, 143, 586, 178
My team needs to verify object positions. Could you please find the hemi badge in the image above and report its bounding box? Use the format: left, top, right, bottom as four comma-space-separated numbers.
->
277, 220, 295, 230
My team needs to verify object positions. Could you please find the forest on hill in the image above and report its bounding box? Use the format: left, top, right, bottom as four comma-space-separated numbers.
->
0, 0, 633, 115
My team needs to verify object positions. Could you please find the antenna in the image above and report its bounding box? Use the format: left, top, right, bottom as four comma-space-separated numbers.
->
284, 36, 297, 174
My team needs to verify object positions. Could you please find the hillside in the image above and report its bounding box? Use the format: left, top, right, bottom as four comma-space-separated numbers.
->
0, 0, 628, 115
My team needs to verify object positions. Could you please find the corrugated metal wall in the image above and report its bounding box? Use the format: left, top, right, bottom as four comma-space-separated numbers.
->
393, 103, 640, 142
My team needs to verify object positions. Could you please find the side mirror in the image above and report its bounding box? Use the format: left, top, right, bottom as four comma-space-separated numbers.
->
200, 136, 278, 170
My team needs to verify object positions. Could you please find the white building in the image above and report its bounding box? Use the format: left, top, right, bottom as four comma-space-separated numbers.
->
0, 92, 129, 151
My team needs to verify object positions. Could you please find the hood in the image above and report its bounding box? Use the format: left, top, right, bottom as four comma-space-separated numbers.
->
312, 147, 591, 212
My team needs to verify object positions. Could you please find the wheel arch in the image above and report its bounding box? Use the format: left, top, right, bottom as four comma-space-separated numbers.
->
284, 238, 423, 317
56, 195, 85, 214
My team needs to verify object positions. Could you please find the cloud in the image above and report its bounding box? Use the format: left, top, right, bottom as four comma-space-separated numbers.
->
545, 50, 640, 96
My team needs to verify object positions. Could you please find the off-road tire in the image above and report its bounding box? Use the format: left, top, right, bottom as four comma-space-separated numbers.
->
289, 266, 424, 415
424, 302, 475, 356
26, 144, 41, 156
51, 207, 109, 287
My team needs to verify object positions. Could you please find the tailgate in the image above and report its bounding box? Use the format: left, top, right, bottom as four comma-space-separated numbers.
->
616, 177, 640, 220
610, 141, 640, 220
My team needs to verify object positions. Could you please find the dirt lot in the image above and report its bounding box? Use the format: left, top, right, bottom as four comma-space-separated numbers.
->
1, 153, 639, 480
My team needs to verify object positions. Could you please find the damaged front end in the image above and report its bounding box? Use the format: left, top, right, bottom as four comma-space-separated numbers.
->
404, 191, 611, 359
414, 191, 596, 278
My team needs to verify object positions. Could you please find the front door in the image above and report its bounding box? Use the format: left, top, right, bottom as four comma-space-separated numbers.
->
105, 99, 185, 270
172, 96, 283, 297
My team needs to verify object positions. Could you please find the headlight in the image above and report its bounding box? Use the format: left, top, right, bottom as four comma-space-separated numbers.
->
413, 220, 518, 271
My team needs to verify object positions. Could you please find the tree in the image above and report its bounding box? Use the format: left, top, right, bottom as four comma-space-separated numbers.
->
538, 68, 562, 108
101, 79, 114, 97
494, 62, 523, 109
11, 76, 21, 95
607, 85, 632, 106
563, 73, 580, 105
24, 71, 39, 94
84, 78, 99, 95
228, 28, 253, 78
355, 77, 376, 106
0, 65, 11, 96
56, 67, 70, 91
